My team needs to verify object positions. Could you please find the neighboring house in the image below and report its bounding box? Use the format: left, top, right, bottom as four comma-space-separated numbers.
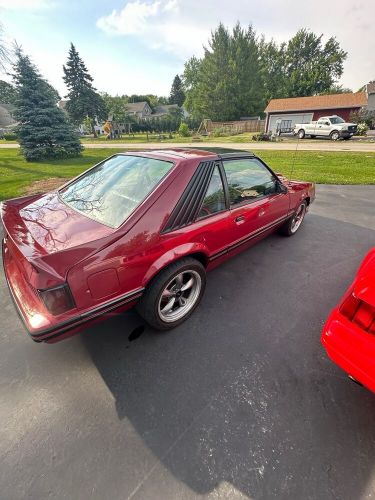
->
366, 82, 375, 112
0, 103, 16, 129
264, 92, 368, 133
126, 101, 153, 119
152, 103, 180, 118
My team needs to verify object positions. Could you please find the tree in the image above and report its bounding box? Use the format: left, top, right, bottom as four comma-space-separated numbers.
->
12, 49, 82, 161
183, 23, 264, 121
169, 75, 185, 106
283, 29, 347, 97
0, 80, 17, 104
63, 43, 106, 137
258, 37, 287, 102
101, 93, 129, 123
320, 85, 353, 95
0, 23, 10, 73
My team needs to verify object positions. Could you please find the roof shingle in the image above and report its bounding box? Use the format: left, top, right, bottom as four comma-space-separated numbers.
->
265, 92, 367, 113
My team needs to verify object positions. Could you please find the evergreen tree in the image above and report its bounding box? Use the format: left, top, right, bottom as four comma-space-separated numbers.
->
12, 49, 82, 162
169, 75, 185, 106
0, 80, 17, 104
63, 43, 106, 137
183, 23, 264, 120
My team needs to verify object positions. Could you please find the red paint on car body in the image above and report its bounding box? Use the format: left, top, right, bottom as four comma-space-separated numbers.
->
1, 149, 315, 343
321, 248, 375, 392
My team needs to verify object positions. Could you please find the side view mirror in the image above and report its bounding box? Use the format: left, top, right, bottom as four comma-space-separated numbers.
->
277, 181, 288, 194
325, 121, 330, 126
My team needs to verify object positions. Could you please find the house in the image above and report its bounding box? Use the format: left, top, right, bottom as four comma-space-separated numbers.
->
264, 92, 368, 133
152, 104, 180, 118
126, 101, 153, 119
0, 103, 16, 129
366, 82, 375, 112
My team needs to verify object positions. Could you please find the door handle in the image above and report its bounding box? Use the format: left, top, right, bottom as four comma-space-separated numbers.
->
234, 215, 245, 224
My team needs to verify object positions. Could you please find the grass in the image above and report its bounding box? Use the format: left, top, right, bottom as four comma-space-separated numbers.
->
0, 148, 374, 201
79, 132, 262, 143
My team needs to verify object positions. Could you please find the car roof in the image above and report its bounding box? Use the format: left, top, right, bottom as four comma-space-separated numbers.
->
121, 148, 256, 161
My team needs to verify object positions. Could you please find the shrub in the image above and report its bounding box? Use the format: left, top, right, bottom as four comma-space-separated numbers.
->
3, 132, 17, 141
252, 133, 271, 142
178, 122, 190, 137
356, 122, 369, 136
211, 127, 227, 137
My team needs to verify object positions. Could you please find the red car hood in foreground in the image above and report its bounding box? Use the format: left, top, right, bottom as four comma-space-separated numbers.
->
354, 248, 375, 309
321, 247, 375, 393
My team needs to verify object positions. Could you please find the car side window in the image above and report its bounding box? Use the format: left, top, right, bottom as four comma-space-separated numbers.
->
197, 165, 226, 219
223, 158, 277, 206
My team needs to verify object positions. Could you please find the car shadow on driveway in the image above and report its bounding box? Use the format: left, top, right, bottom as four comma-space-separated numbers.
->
80, 213, 375, 499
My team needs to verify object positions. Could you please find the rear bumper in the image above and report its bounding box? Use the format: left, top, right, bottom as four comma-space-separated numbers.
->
2, 237, 143, 343
321, 310, 375, 393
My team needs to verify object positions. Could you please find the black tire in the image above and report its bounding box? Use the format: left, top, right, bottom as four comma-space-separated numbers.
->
279, 201, 307, 236
298, 129, 305, 139
136, 257, 206, 331
330, 130, 340, 141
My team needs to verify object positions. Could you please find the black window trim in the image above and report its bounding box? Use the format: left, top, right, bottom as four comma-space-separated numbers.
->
195, 163, 229, 222
220, 155, 283, 209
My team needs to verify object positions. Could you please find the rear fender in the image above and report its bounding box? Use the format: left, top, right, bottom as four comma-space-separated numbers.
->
142, 242, 209, 286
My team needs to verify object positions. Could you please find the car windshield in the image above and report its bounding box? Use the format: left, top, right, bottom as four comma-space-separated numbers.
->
329, 116, 345, 124
59, 155, 173, 228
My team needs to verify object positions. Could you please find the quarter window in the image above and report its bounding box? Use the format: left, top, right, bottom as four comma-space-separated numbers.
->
197, 166, 226, 219
223, 158, 277, 206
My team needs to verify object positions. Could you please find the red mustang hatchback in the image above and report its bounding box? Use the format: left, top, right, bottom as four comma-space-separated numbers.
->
1, 149, 315, 343
322, 248, 375, 392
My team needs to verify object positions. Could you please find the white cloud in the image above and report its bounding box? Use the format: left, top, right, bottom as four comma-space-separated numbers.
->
97, 1, 162, 36
96, 0, 208, 58
0, 0, 51, 9
97, 0, 375, 91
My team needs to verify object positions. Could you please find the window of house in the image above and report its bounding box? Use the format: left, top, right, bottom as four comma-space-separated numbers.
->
223, 158, 277, 206
197, 166, 226, 219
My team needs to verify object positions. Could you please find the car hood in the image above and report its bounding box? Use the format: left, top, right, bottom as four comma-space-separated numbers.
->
2, 192, 114, 258
353, 248, 375, 308
338, 122, 357, 128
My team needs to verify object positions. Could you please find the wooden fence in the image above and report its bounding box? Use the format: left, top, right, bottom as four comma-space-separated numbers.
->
198, 119, 265, 135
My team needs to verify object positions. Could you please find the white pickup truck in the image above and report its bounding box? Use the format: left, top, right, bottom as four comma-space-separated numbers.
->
294, 115, 357, 141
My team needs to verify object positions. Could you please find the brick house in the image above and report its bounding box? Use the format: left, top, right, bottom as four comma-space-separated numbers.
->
264, 92, 368, 133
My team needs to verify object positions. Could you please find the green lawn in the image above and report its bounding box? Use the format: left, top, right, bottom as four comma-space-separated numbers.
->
79, 132, 261, 143
0, 148, 374, 201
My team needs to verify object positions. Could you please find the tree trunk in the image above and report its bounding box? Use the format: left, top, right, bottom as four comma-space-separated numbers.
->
91, 121, 97, 138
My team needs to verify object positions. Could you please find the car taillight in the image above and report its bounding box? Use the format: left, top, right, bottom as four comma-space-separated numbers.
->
340, 292, 375, 332
38, 284, 75, 316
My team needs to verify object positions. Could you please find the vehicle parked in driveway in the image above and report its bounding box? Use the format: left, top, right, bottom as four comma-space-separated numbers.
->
294, 115, 357, 140
322, 248, 375, 392
1, 149, 315, 343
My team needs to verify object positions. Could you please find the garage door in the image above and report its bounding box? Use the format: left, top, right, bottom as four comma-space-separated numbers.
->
268, 113, 313, 133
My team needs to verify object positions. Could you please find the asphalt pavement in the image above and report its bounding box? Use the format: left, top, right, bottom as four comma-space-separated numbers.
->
1, 185, 375, 500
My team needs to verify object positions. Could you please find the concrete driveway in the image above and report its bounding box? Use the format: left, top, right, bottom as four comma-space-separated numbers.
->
1, 186, 375, 500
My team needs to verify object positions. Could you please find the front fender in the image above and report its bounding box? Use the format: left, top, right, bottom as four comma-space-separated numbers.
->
142, 242, 209, 286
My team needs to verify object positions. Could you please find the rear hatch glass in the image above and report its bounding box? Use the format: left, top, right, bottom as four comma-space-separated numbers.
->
59, 155, 173, 228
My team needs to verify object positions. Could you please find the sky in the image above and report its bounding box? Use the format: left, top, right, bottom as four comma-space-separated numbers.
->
0, 0, 374, 99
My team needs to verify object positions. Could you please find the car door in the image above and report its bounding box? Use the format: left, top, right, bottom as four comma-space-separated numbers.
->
221, 157, 290, 250
317, 118, 330, 136
188, 163, 232, 260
